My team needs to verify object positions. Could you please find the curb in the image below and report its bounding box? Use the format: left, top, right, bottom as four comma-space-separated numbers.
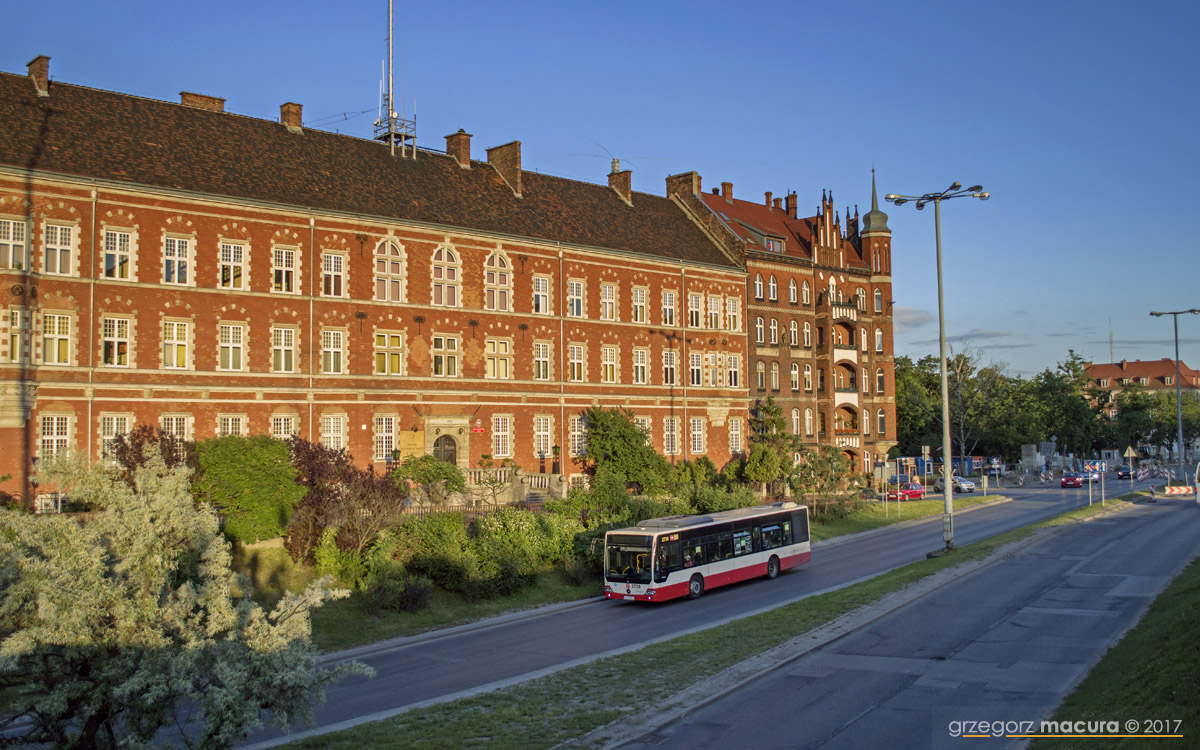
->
813, 495, 1013, 551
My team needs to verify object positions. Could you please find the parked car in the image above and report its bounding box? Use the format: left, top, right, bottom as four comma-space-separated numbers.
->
1061, 472, 1083, 488
886, 474, 911, 486
1116, 465, 1132, 479
886, 482, 926, 501
933, 475, 976, 493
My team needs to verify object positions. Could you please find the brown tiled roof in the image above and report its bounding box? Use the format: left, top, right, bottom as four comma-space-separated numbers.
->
1085, 359, 1200, 390
0, 71, 737, 270
698, 191, 866, 269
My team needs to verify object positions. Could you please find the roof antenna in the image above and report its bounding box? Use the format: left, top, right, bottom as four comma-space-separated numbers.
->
1109, 317, 1114, 362
374, 0, 416, 158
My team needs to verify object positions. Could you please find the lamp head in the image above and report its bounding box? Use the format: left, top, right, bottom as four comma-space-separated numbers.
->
1150, 312, 1164, 317
967, 185, 983, 192
948, 181, 961, 192
973, 192, 990, 200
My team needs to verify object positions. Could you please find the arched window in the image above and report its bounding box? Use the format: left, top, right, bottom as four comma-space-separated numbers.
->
754, 274, 764, 299
828, 278, 838, 302
755, 317, 764, 344
862, 368, 869, 394
860, 327, 868, 352
791, 363, 800, 390
768, 276, 778, 301
431, 246, 460, 306
484, 252, 511, 311
769, 319, 778, 345
374, 240, 406, 302
875, 327, 884, 352
804, 408, 813, 436
788, 279, 797, 303
804, 364, 813, 391
876, 367, 885, 394
802, 281, 811, 304
791, 408, 801, 435
856, 288, 866, 310
770, 362, 779, 390
863, 411, 870, 435
877, 409, 886, 436
803, 322, 812, 347
874, 288, 883, 313
756, 362, 765, 389
789, 321, 798, 347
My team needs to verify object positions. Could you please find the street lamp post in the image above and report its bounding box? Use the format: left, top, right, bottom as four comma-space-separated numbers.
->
885, 182, 989, 551
1149, 308, 1200, 481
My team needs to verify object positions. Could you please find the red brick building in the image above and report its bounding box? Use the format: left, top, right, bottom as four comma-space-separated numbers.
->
683, 177, 898, 472
1085, 359, 1200, 417
0, 56, 897, 503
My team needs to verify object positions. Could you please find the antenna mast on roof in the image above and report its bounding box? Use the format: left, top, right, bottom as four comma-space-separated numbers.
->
373, 0, 416, 158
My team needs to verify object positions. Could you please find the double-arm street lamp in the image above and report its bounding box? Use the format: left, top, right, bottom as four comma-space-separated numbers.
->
885, 182, 989, 551
1149, 308, 1200, 481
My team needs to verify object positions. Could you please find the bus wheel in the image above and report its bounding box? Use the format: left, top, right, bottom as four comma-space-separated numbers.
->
766, 556, 780, 580
687, 574, 705, 600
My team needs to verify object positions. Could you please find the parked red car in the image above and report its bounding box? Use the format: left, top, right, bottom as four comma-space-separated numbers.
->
1061, 472, 1083, 488
886, 482, 926, 501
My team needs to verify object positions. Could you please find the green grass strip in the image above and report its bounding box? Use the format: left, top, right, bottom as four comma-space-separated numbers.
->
285, 494, 1145, 749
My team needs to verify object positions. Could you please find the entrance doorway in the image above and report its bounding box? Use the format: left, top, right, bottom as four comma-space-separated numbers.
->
433, 434, 457, 465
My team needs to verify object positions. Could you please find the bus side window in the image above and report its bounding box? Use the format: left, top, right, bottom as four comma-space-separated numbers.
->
718, 532, 733, 559
705, 535, 720, 564
793, 510, 811, 542
733, 530, 752, 556
781, 521, 792, 546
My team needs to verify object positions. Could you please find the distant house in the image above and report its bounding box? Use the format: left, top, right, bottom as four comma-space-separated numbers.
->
1085, 358, 1200, 417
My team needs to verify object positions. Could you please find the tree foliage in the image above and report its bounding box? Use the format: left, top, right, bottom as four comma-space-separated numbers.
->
391, 454, 466, 506
579, 407, 671, 494
192, 435, 306, 544
0, 453, 370, 749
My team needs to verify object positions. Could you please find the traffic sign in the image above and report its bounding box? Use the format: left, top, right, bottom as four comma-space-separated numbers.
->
1124, 446, 1138, 458
1083, 460, 1106, 472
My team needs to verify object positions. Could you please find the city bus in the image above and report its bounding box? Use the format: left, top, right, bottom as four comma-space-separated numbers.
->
603, 502, 811, 603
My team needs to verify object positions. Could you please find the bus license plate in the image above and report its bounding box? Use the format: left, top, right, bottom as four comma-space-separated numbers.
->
623, 595, 635, 601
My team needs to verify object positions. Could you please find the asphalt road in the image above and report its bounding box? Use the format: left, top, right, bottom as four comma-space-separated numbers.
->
240, 476, 1157, 747
620, 495, 1200, 749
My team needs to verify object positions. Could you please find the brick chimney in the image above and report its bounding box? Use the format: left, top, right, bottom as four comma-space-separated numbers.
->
721, 182, 733, 203
180, 92, 225, 112
666, 171, 701, 198
608, 159, 632, 205
774, 197, 783, 211
280, 102, 303, 134
487, 141, 522, 197
786, 192, 797, 219
27, 55, 50, 97
446, 129, 472, 168
765, 191, 773, 209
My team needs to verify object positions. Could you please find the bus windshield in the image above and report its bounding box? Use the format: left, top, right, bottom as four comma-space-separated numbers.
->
605, 533, 652, 583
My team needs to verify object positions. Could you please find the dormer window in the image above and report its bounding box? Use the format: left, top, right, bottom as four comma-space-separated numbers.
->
1165, 376, 1173, 385
1099, 378, 1108, 387
1139, 377, 1148, 385
765, 237, 784, 253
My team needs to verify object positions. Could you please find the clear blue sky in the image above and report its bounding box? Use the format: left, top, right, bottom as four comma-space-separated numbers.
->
6, 0, 1198, 378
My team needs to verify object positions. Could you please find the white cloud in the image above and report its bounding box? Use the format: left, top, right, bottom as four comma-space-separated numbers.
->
893, 306, 934, 333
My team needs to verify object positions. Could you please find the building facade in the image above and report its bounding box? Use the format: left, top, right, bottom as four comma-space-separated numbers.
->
685, 177, 898, 472
0, 57, 751, 500
1085, 358, 1200, 418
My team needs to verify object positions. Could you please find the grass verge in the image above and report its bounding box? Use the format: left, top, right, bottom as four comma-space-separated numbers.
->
810, 493, 998, 541
1030, 545, 1200, 750
284, 493, 1146, 749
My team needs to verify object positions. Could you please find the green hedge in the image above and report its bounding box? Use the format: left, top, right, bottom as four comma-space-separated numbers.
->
192, 436, 306, 544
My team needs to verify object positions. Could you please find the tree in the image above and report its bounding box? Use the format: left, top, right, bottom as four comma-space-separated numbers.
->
392, 453, 466, 506
791, 445, 857, 520
893, 355, 941, 457
742, 444, 783, 495
579, 407, 671, 494
0, 453, 370, 749
192, 435, 307, 544
472, 454, 519, 508
1034, 351, 1101, 457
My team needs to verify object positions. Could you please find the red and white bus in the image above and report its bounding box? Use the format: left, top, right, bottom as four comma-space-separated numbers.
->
603, 502, 811, 603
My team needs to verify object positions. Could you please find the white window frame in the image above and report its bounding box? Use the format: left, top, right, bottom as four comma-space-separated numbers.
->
769, 319, 778, 345
163, 235, 191, 286
601, 345, 618, 384
874, 288, 883, 313
569, 414, 587, 457
567, 279, 585, 318
103, 229, 132, 280
791, 408, 801, 436
485, 337, 512, 380
878, 409, 887, 436
43, 223, 73, 276
319, 414, 345, 449
600, 283, 617, 321
568, 343, 585, 382
727, 354, 740, 388
533, 341, 551, 381
162, 320, 189, 370
218, 241, 247, 290
663, 417, 681, 456
321, 328, 345, 375
485, 252, 512, 312
755, 317, 764, 344
0, 218, 28, 271
689, 352, 702, 386
431, 246, 461, 307
374, 331, 405, 375
753, 274, 763, 299
100, 413, 131, 463
804, 322, 812, 347
726, 298, 740, 332
802, 281, 811, 304
432, 334, 459, 377
40, 414, 71, 459
269, 414, 297, 440
161, 414, 194, 443
707, 295, 721, 330
42, 312, 70, 366
632, 348, 648, 384
374, 415, 397, 461
662, 290, 677, 326
218, 323, 245, 371
272, 326, 297, 373
770, 362, 779, 390
789, 321, 798, 347
687, 293, 702, 328
632, 287, 648, 323
101, 316, 130, 367
272, 246, 298, 294
729, 417, 743, 454
690, 417, 705, 454
791, 363, 800, 391
875, 328, 884, 353
492, 415, 512, 458
788, 279, 797, 304
805, 408, 814, 437
533, 415, 553, 459
218, 414, 247, 438
533, 275, 552, 315
663, 349, 677, 386
804, 364, 813, 392
375, 240, 406, 302
321, 251, 346, 298
768, 276, 777, 301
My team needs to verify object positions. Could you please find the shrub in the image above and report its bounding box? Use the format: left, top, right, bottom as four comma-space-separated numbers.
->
360, 569, 432, 615
193, 435, 305, 544
313, 527, 366, 588
562, 556, 594, 587
401, 512, 479, 594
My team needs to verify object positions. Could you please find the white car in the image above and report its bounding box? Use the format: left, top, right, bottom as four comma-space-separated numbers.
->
933, 476, 976, 493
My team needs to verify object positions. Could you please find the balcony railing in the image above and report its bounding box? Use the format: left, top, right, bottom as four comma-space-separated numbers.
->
834, 435, 860, 449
